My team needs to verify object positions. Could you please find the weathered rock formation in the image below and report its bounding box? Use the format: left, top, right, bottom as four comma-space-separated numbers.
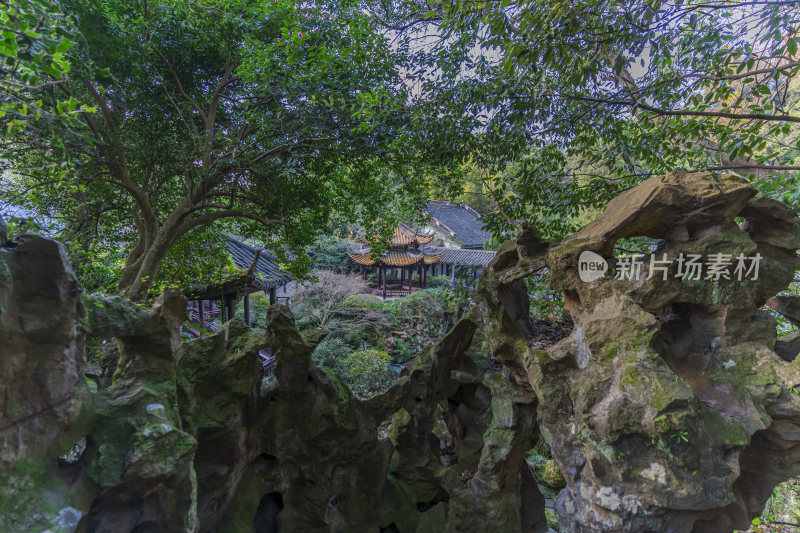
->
3, 170, 800, 533
479, 172, 800, 532
0, 216, 547, 532
0, 230, 87, 470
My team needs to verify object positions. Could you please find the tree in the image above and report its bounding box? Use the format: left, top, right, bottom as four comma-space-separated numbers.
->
1, 0, 430, 301
308, 234, 356, 273
370, 0, 800, 237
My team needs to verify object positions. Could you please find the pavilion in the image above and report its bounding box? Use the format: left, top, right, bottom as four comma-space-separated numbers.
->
184, 236, 293, 334
347, 224, 446, 297
347, 223, 497, 298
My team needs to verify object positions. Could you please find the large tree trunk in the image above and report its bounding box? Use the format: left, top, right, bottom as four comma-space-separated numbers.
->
118, 200, 195, 301
120, 226, 182, 302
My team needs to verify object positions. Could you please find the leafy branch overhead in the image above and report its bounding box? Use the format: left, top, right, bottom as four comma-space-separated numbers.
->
371, 0, 800, 239
0, 0, 98, 133
1, 0, 452, 300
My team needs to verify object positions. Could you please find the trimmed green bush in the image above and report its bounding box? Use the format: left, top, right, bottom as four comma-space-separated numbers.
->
340, 348, 394, 398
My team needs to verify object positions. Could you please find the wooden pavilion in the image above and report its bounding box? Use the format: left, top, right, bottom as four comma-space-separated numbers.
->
347, 224, 445, 298
185, 236, 292, 334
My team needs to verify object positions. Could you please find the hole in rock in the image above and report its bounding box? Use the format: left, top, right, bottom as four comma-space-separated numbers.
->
612, 236, 662, 258
59, 436, 88, 466
253, 491, 283, 533
131, 522, 160, 533
590, 457, 607, 478
416, 497, 446, 512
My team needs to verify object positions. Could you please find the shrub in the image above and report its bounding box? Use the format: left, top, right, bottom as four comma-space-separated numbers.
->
526, 274, 565, 323
343, 293, 382, 308
391, 338, 415, 363
311, 337, 353, 372
426, 275, 452, 289
235, 292, 270, 330
294, 316, 313, 330
326, 328, 366, 349
340, 348, 395, 398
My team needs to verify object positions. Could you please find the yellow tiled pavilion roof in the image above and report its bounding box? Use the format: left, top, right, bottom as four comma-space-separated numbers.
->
347, 250, 445, 267
358, 223, 435, 247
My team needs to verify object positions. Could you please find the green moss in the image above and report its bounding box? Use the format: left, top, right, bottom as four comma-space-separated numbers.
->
620, 365, 638, 387
216, 456, 274, 533
0, 457, 98, 532
699, 405, 750, 447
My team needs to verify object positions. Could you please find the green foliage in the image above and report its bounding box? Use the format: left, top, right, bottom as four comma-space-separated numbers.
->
311, 336, 353, 373
372, 0, 800, 241
391, 338, 415, 364
1, 0, 456, 300
0, 0, 93, 133
308, 235, 355, 274
426, 275, 452, 289
381, 288, 460, 328
342, 293, 382, 308
339, 348, 394, 398
294, 316, 313, 331
526, 275, 565, 323
311, 336, 395, 398
301, 284, 470, 378
235, 292, 271, 331
755, 478, 800, 532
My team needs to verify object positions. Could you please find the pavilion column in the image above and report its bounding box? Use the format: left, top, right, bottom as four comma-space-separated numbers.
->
423, 265, 428, 287
269, 287, 277, 305
244, 293, 251, 326
227, 297, 236, 322
198, 300, 205, 336
381, 265, 387, 298
408, 266, 413, 291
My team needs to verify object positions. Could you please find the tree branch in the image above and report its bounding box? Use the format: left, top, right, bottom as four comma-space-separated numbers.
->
175, 209, 286, 237
152, 46, 209, 128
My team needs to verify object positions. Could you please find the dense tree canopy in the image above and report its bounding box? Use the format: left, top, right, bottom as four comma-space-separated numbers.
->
2, 0, 799, 293
1, 0, 453, 299
371, 0, 800, 239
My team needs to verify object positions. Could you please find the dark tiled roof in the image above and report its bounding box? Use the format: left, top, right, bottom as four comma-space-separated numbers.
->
225, 237, 292, 289
426, 246, 496, 267
426, 201, 492, 249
